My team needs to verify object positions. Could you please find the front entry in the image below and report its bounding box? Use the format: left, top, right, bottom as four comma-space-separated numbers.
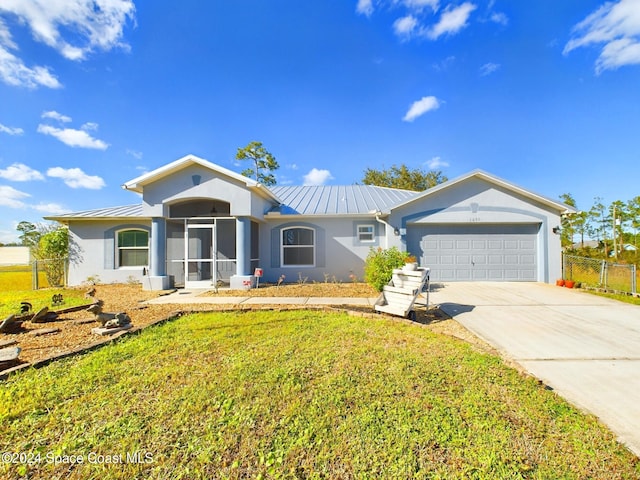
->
186, 223, 216, 288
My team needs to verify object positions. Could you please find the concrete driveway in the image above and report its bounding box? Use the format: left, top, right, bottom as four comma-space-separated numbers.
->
428, 282, 640, 457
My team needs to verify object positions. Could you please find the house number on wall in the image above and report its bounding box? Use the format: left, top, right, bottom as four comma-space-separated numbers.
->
469, 216, 481, 222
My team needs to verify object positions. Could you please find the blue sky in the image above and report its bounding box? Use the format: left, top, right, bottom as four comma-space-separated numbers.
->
1, 0, 639, 243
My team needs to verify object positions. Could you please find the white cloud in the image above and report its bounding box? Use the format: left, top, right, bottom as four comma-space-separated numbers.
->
37, 123, 109, 150
126, 149, 143, 160
0, 122, 23, 135
47, 167, 106, 189
403, 95, 440, 122
0, 185, 30, 208
490, 11, 508, 26
303, 168, 333, 186
0, 45, 62, 89
432, 55, 456, 71
356, 0, 374, 16
403, 0, 439, 11
0, 163, 44, 181
480, 62, 501, 76
32, 202, 69, 215
427, 2, 477, 40
564, 0, 640, 74
0, 0, 135, 88
42, 110, 72, 123
426, 156, 449, 169
0, 0, 136, 61
394, 15, 419, 38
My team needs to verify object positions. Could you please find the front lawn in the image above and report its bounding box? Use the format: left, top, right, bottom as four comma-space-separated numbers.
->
1, 310, 637, 479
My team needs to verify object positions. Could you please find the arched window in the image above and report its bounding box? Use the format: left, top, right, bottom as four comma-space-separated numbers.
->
117, 229, 149, 267
281, 227, 315, 267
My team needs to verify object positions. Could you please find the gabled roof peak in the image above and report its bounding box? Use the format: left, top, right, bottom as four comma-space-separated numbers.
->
122, 154, 259, 193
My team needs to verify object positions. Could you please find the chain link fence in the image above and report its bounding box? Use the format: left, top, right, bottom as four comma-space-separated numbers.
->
563, 254, 637, 295
32, 258, 68, 289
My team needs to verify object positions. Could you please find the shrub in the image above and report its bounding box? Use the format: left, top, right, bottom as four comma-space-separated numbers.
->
364, 247, 412, 291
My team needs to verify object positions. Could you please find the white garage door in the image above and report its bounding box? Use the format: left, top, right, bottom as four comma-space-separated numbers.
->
406, 224, 539, 282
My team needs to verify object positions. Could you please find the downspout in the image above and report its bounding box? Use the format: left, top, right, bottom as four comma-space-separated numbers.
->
375, 212, 391, 249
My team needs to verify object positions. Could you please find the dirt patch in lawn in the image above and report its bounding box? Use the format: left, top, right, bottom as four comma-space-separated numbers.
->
1, 283, 496, 377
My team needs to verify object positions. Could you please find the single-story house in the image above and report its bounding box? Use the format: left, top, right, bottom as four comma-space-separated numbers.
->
46, 154, 574, 290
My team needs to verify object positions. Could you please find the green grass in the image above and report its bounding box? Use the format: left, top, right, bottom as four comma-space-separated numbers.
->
0, 287, 88, 317
586, 290, 640, 306
1, 311, 638, 479
0, 268, 88, 316
0, 265, 33, 291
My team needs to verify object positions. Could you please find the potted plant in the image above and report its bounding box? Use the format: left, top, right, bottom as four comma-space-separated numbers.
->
403, 255, 418, 272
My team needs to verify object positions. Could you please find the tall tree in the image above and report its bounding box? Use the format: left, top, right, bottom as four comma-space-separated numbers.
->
16, 221, 39, 247
627, 196, 640, 248
588, 197, 610, 256
236, 141, 279, 186
559, 193, 577, 248
361, 164, 447, 191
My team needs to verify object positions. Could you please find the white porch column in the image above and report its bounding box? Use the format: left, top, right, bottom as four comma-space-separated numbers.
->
230, 216, 254, 289
146, 217, 170, 290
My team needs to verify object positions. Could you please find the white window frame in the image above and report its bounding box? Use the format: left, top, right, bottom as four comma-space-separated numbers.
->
357, 224, 375, 243
281, 226, 315, 267
116, 229, 149, 268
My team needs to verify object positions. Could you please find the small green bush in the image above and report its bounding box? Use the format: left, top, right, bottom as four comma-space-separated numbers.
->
364, 247, 412, 291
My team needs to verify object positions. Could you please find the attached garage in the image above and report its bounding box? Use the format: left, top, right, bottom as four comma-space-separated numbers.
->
406, 224, 539, 282
386, 170, 574, 284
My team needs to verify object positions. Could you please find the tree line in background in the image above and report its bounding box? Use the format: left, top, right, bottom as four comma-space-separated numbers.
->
560, 193, 640, 263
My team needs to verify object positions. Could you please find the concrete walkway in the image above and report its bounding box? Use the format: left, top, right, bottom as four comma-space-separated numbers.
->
429, 282, 640, 458
145, 289, 379, 306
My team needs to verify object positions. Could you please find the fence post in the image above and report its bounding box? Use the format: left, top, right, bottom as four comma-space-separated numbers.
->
32, 260, 38, 290
632, 264, 637, 295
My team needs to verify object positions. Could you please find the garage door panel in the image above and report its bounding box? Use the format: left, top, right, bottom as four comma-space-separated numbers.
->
456, 269, 471, 280
473, 269, 488, 280
441, 240, 454, 250
440, 255, 454, 265
504, 255, 519, 265
472, 255, 487, 265
408, 224, 538, 282
504, 240, 518, 249
440, 269, 456, 280
488, 270, 504, 280
521, 255, 535, 265
456, 255, 470, 265
488, 255, 503, 265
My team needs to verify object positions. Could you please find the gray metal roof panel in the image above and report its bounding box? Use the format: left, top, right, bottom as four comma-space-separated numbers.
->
270, 185, 419, 215
46, 204, 145, 220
